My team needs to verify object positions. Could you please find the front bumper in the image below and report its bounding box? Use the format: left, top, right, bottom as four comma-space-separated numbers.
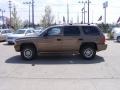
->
97, 44, 107, 51
14, 44, 21, 52
0, 36, 6, 41
7, 38, 16, 44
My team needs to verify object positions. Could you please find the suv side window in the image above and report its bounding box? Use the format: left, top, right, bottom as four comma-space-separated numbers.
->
26, 30, 31, 34
47, 27, 61, 36
63, 26, 80, 36
82, 26, 100, 35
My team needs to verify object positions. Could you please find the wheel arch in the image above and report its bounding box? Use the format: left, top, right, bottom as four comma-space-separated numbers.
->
20, 43, 37, 52
80, 42, 97, 51
117, 36, 120, 42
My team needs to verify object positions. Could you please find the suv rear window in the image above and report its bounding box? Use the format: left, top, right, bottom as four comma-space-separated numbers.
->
82, 26, 100, 35
63, 26, 80, 36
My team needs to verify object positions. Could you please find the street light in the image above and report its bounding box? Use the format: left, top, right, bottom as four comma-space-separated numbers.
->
81, 7, 84, 24
0, 9, 5, 28
78, 1, 87, 24
23, 2, 31, 27
103, 1, 108, 24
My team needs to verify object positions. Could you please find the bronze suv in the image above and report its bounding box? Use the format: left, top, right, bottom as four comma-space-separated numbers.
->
14, 24, 107, 60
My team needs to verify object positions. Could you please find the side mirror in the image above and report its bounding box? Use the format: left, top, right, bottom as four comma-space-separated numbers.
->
43, 32, 48, 37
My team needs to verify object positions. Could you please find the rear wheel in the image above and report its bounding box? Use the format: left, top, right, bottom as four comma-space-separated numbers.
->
21, 46, 37, 60
80, 46, 96, 60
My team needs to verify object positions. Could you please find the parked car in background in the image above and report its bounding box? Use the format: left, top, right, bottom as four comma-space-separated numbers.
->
0, 29, 13, 41
34, 27, 44, 35
6, 28, 37, 44
111, 27, 120, 42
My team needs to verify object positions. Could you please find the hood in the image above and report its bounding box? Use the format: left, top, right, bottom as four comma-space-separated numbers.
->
15, 36, 39, 43
7, 33, 26, 38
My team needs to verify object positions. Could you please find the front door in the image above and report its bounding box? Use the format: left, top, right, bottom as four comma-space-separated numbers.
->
38, 27, 62, 52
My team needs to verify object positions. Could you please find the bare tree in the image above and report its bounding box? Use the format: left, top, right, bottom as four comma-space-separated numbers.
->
12, 6, 23, 30
40, 6, 54, 28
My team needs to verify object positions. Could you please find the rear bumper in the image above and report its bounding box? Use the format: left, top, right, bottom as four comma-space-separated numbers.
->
97, 44, 107, 51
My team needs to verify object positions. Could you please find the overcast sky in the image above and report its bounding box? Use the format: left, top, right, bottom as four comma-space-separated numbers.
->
0, 0, 120, 24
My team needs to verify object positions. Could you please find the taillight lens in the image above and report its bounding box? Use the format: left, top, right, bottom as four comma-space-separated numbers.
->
100, 35, 105, 44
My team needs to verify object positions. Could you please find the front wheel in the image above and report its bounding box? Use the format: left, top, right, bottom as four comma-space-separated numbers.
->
80, 46, 96, 60
21, 46, 36, 60
117, 36, 120, 42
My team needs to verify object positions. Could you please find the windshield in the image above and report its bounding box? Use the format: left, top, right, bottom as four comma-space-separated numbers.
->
14, 30, 26, 34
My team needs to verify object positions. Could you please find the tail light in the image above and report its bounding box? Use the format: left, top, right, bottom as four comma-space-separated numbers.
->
100, 35, 105, 44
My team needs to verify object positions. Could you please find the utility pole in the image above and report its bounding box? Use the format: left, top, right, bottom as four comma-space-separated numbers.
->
13, 5, 16, 29
77, 11, 79, 23
23, 2, 31, 27
88, 0, 90, 24
32, 0, 34, 28
0, 9, 5, 28
104, 7, 106, 24
2, 10, 5, 27
8, 0, 12, 27
83, 3, 86, 24
67, 0, 69, 24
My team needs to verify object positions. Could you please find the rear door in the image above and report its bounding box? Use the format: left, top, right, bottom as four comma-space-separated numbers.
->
62, 26, 82, 52
82, 26, 101, 43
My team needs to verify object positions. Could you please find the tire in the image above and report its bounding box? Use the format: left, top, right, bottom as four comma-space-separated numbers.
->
117, 36, 120, 42
21, 46, 36, 60
8, 42, 14, 45
80, 46, 96, 60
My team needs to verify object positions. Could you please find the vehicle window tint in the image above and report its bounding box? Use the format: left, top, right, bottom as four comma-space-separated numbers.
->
48, 27, 61, 36
64, 26, 80, 36
1, 30, 6, 34
82, 26, 100, 35
32, 30, 35, 33
15, 30, 25, 34
6, 30, 11, 33
26, 30, 32, 34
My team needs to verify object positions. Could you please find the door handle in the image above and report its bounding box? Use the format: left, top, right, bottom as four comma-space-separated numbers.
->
57, 38, 61, 41
78, 38, 83, 40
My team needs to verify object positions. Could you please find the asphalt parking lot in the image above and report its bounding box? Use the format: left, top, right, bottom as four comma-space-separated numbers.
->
0, 40, 120, 90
